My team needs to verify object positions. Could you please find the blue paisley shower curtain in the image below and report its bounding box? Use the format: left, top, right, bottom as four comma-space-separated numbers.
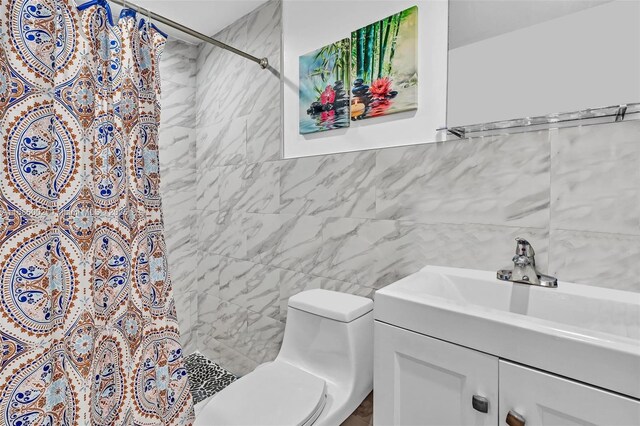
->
0, 0, 194, 424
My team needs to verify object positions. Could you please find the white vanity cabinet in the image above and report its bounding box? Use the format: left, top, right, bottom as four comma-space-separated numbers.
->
374, 322, 640, 426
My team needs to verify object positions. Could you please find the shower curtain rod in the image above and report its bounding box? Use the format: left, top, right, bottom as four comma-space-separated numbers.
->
109, 0, 269, 69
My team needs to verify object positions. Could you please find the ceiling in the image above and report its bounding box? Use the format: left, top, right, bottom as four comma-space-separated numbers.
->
97, 0, 613, 49
106, 0, 269, 43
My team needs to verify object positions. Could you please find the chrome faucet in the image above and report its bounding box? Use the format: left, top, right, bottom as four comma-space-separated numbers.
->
497, 238, 558, 288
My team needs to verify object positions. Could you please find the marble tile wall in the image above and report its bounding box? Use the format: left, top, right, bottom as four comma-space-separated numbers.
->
159, 38, 199, 354
193, 0, 284, 375
188, 0, 640, 375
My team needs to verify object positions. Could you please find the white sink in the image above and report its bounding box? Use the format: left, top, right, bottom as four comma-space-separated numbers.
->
375, 266, 640, 399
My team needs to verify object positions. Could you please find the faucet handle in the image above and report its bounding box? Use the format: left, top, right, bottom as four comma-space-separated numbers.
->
515, 237, 535, 257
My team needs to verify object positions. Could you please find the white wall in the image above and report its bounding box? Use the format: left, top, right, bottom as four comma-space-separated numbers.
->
448, 0, 640, 126
282, 0, 448, 158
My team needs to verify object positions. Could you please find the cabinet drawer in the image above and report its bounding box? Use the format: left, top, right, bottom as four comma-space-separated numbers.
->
499, 360, 640, 426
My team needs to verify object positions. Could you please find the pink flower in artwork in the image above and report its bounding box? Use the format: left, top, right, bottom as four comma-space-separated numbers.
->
320, 85, 335, 105
321, 110, 335, 123
370, 77, 393, 99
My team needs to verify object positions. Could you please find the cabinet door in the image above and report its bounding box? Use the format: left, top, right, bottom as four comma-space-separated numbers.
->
374, 322, 498, 426
499, 360, 640, 426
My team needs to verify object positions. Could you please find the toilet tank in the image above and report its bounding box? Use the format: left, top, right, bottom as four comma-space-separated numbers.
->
276, 290, 374, 396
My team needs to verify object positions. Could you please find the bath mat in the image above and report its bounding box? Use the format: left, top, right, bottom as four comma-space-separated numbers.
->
185, 352, 237, 404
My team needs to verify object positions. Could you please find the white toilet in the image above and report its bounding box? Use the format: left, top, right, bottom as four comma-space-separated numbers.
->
195, 289, 374, 426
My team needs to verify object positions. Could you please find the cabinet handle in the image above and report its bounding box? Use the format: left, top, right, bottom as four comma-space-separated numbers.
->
472, 395, 489, 413
506, 410, 526, 426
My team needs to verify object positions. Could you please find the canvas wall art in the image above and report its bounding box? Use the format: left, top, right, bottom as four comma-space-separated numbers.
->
299, 38, 351, 134
350, 6, 419, 120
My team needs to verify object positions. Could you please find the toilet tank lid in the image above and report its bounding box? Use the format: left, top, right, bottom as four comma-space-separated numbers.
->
288, 289, 373, 322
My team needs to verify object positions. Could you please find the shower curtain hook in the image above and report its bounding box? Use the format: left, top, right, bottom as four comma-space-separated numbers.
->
147, 8, 152, 31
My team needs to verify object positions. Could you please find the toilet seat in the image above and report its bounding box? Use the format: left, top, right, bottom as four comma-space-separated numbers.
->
195, 361, 327, 426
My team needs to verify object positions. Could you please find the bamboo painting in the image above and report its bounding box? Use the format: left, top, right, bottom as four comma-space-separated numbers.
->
299, 39, 351, 135
350, 6, 418, 120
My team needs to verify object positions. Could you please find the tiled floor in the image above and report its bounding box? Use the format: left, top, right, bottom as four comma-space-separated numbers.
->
185, 352, 237, 404
341, 392, 374, 426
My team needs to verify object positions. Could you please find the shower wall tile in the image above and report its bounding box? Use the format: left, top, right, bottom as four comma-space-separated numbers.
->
193, 3, 285, 366
218, 165, 245, 211
245, 0, 281, 71
160, 39, 198, 87
167, 245, 197, 295
550, 121, 640, 236
197, 119, 246, 169
246, 312, 285, 364
218, 257, 250, 305
195, 125, 216, 170
195, 291, 220, 343
161, 80, 196, 127
158, 126, 195, 170
247, 107, 281, 163
215, 119, 247, 166
195, 15, 248, 127
194, 76, 217, 128
160, 168, 196, 255
242, 2, 282, 114
214, 300, 249, 349
219, 162, 280, 213
199, 209, 247, 259
376, 131, 550, 228
195, 250, 219, 350
196, 251, 220, 295
549, 230, 640, 292
195, 53, 248, 128
160, 168, 196, 211
218, 255, 281, 320
244, 263, 280, 319
214, 13, 249, 49
241, 64, 281, 117
196, 167, 220, 211
163, 207, 194, 257
245, 213, 324, 272
196, 15, 248, 78
279, 151, 376, 218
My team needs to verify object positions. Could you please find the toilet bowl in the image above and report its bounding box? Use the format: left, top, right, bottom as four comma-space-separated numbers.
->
195, 289, 374, 426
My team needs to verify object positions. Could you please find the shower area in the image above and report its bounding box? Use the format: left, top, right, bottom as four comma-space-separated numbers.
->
157, 0, 284, 397
140, 0, 374, 411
